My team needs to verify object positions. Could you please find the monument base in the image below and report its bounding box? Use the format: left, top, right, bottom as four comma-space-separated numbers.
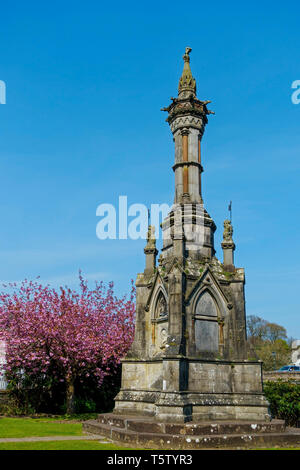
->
83, 414, 300, 449
113, 390, 270, 423
112, 358, 270, 423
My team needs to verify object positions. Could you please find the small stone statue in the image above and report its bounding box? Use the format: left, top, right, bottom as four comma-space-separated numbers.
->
223, 219, 233, 241
157, 294, 167, 317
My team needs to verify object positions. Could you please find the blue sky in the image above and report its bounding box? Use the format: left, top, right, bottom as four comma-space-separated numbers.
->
0, 1, 299, 338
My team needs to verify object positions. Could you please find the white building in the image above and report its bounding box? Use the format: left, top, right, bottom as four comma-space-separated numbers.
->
0, 340, 7, 390
291, 340, 300, 365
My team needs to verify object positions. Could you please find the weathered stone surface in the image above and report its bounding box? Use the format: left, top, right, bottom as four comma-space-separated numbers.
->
195, 320, 219, 353
82, 415, 300, 449
111, 48, 271, 425
263, 371, 300, 384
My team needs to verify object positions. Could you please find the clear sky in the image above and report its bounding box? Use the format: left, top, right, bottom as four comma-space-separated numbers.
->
0, 1, 299, 338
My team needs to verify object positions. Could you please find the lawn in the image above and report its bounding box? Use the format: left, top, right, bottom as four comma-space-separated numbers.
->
0, 417, 134, 450
0, 440, 132, 450
0, 417, 298, 451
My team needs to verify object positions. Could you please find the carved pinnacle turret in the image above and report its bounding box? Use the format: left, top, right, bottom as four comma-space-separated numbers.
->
178, 47, 196, 98
221, 219, 236, 270
144, 225, 158, 274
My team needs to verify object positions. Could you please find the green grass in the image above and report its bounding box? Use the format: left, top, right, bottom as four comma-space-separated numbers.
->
0, 417, 135, 450
0, 417, 82, 438
0, 440, 133, 450
2, 417, 298, 451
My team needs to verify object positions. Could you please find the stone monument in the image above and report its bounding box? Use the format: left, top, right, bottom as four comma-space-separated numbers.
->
113, 47, 270, 423
84, 49, 300, 448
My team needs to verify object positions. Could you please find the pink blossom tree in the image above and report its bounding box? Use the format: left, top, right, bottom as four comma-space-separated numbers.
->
0, 274, 135, 413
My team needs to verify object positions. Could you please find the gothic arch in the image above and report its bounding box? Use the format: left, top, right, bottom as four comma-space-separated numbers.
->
191, 286, 228, 354
191, 282, 228, 320
151, 286, 168, 320
195, 289, 219, 318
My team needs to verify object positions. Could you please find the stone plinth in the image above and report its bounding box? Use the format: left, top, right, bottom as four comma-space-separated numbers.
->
83, 414, 300, 449
113, 358, 269, 423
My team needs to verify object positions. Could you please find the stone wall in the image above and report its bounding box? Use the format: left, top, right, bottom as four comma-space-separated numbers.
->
263, 371, 300, 384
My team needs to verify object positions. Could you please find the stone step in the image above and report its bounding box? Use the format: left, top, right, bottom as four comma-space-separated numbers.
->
96, 413, 286, 435
83, 420, 113, 439
82, 419, 300, 449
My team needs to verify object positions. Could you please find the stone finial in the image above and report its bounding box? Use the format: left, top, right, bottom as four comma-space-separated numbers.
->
221, 219, 235, 270
178, 47, 196, 98
144, 225, 158, 274
184, 46, 192, 57
223, 219, 233, 242
144, 225, 156, 252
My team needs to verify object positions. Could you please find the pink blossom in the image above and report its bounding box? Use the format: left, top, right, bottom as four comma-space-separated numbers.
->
0, 274, 135, 411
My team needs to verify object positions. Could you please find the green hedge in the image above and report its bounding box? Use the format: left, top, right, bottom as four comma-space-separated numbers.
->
264, 380, 300, 427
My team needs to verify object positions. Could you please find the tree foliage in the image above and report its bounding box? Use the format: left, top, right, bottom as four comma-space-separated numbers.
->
246, 315, 291, 370
0, 274, 135, 413
247, 315, 287, 344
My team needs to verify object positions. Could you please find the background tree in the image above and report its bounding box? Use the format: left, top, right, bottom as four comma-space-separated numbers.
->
246, 315, 291, 370
0, 274, 135, 414
256, 339, 291, 371
264, 322, 287, 343
246, 315, 268, 344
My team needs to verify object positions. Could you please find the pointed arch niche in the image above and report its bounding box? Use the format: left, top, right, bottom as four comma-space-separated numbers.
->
154, 291, 168, 319
194, 290, 220, 353
150, 289, 168, 356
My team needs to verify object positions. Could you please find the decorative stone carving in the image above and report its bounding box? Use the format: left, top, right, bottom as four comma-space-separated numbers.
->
221, 219, 235, 268
170, 116, 204, 133
160, 328, 168, 350
113, 48, 270, 424
178, 47, 196, 98
155, 292, 168, 318
223, 219, 233, 241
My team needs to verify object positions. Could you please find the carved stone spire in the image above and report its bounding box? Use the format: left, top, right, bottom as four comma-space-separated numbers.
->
160, 48, 216, 260
178, 47, 196, 98
144, 225, 158, 275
